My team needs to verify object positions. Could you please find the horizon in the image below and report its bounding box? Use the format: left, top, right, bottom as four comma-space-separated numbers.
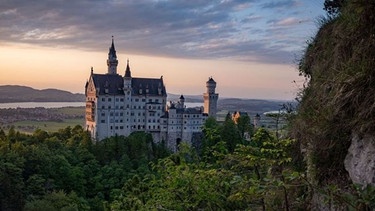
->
0, 0, 326, 100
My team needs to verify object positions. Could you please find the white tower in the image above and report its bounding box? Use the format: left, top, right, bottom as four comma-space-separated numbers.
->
107, 36, 118, 75
203, 77, 219, 118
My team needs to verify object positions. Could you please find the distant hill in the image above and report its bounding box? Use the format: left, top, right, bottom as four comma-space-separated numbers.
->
167, 93, 294, 115
0, 85, 85, 103
0, 85, 294, 115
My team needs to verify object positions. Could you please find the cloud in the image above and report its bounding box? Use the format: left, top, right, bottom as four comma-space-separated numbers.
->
261, 0, 299, 9
275, 17, 300, 26
0, 0, 322, 65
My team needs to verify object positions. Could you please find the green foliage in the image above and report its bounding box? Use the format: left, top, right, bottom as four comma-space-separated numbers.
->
293, 0, 375, 207
0, 125, 170, 210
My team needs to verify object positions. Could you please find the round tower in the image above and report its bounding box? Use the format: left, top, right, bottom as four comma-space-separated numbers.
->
179, 95, 185, 108
203, 77, 219, 118
206, 77, 216, 94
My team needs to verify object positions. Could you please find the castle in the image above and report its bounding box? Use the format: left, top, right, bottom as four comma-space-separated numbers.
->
85, 39, 218, 151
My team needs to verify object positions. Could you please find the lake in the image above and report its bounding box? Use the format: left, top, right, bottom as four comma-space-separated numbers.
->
0, 102, 203, 109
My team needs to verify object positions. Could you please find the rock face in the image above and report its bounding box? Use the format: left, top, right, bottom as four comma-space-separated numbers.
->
344, 133, 375, 186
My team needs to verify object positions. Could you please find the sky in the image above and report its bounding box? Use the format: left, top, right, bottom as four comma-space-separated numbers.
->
0, 0, 326, 100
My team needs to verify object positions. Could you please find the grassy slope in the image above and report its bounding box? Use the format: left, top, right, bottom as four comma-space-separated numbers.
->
292, 0, 375, 184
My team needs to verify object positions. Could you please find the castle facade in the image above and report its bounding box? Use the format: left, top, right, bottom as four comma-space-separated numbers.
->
85, 39, 218, 151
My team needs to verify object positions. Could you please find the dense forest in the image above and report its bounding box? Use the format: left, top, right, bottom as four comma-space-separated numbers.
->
0, 113, 307, 210
2, 114, 372, 210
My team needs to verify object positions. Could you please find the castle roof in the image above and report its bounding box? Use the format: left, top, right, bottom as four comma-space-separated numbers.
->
132, 78, 166, 96
90, 74, 166, 96
207, 77, 216, 84
125, 59, 131, 78
109, 37, 117, 58
91, 74, 124, 95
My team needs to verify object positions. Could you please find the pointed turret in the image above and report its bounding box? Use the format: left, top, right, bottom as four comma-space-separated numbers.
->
107, 36, 118, 75
124, 59, 131, 78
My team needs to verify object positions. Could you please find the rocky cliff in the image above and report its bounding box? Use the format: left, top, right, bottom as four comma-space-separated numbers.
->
292, 0, 375, 209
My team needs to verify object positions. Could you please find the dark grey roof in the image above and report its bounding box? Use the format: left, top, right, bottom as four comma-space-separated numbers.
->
207, 77, 216, 84
176, 107, 203, 114
132, 77, 166, 96
125, 60, 131, 78
109, 38, 117, 58
91, 74, 166, 97
92, 74, 124, 95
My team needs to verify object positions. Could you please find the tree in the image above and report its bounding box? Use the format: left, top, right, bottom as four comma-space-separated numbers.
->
0, 151, 25, 210
324, 0, 346, 16
220, 116, 241, 152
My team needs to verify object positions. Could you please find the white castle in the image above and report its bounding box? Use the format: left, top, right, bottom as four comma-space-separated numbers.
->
85, 39, 218, 151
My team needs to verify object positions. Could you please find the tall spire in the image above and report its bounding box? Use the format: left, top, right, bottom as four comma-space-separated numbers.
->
107, 36, 118, 74
124, 59, 131, 78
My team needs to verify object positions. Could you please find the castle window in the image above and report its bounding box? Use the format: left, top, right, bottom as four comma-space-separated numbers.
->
142, 99, 146, 102
102, 98, 105, 102
101, 113, 105, 116
149, 99, 152, 102
155, 99, 159, 102
116, 98, 119, 102
101, 120, 105, 123
102, 106, 105, 109
120, 98, 124, 102
108, 106, 111, 109
120, 126, 123, 129
115, 126, 118, 129
135, 99, 139, 102
108, 98, 112, 102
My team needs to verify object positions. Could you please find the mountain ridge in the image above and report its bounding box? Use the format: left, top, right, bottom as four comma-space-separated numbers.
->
0, 85, 85, 103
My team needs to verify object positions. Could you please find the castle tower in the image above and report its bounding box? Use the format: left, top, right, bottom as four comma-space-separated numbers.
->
107, 36, 118, 75
179, 95, 185, 108
203, 77, 219, 118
